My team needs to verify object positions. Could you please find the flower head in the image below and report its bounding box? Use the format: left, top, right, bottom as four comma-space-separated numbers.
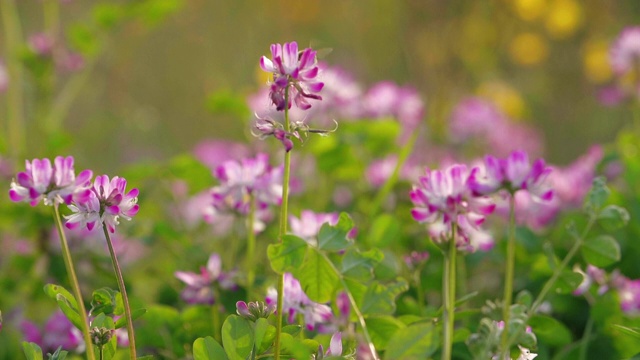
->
9, 156, 93, 206
260, 41, 324, 111
609, 26, 640, 76
266, 273, 333, 332
21, 311, 84, 354
175, 253, 237, 305
64, 175, 139, 233
410, 164, 495, 252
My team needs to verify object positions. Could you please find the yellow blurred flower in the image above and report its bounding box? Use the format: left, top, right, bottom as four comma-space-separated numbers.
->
545, 0, 583, 39
514, 0, 547, 21
477, 81, 526, 119
509, 32, 549, 66
582, 39, 613, 84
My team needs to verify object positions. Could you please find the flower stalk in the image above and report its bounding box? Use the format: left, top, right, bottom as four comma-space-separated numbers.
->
442, 225, 458, 360
53, 205, 96, 360
274, 87, 291, 360
500, 194, 517, 356
246, 194, 257, 300
102, 223, 137, 359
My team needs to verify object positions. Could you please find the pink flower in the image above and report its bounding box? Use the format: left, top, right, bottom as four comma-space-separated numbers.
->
65, 175, 139, 233
9, 156, 93, 206
289, 210, 340, 246
609, 26, 640, 76
28, 33, 54, 56
175, 253, 237, 305
266, 273, 334, 332
21, 311, 84, 354
260, 41, 324, 111
410, 164, 496, 252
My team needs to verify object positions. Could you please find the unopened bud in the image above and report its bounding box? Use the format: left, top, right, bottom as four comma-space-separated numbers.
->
90, 326, 115, 346
236, 301, 276, 322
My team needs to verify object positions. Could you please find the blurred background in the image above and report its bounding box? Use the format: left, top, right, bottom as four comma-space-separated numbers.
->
1, 0, 639, 171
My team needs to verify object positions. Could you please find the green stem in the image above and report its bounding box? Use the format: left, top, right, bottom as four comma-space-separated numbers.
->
578, 315, 594, 360
500, 194, 517, 356
530, 215, 596, 314
102, 224, 137, 359
246, 195, 256, 300
274, 88, 291, 360
369, 129, 419, 217
1, 0, 26, 159
52, 205, 96, 360
212, 303, 221, 344
442, 226, 457, 360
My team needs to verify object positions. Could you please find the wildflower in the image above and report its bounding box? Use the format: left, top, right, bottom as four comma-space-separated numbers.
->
469, 150, 553, 202
548, 145, 602, 208
316, 332, 343, 359
612, 272, 640, 314
609, 26, 640, 76
404, 251, 430, 270
410, 164, 495, 252
363, 81, 425, 140
260, 41, 324, 111
573, 265, 609, 296
289, 210, 339, 245
90, 327, 115, 347
9, 156, 92, 206
28, 33, 54, 57
64, 175, 139, 233
236, 301, 276, 322
265, 273, 333, 332
175, 253, 237, 305
193, 140, 251, 170
21, 311, 84, 354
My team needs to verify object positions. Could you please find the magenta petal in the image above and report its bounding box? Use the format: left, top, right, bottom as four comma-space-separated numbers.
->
106, 205, 120, 214
9, 189, 24, 202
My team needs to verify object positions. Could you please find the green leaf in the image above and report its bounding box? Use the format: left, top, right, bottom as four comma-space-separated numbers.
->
360, 279, 408, 315
554, 270, 584, 294
295, 249, 340, 303
43, 284, 78, 311
383, 322, 438, 359
365, 315, 405, 350
529, 315, 572, 346
253, 319, 271, 356
114, 308, 147, 329
279, 333, 313, 359
267, 235, 309, 274
367, 214, 401, 247
221, 315, 254, 360
613, 325, 640, 341
90, 287, 121, 316
317, 213, 353, 251
581, 235, 621, 267
341, 248, 384, 280
22, 342, 43, 360
598, 205, 630, 231
56, 294, 83, 331
583, 176, 609, 214
193, 336, 228, 360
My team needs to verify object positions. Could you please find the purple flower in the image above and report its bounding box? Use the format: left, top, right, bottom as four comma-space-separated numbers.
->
609, 26, 640, 76
65, 175, 139, 233
548, 145, 602, 208
266, 273, 334, 332
9, 156, 93, 206
363, 81, 425, 140
410, 164, 496, 252
193, 140, 251, 171
260, 41, 324, 111
21, 311, 84, 354
449, 97, 505, 143
175, 253, 237, 305
289, 210, 339, 246
28, 33, 54, 57
208, 153, 282, 226
573, 265, 609, 296
469, 150, 553, 202
404, 251, 430, 270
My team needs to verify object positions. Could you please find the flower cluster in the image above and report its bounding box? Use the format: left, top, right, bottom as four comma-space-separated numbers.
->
260, 41, 324, 111
410, 164, 496, 252
174, 253, 237, 305
9, 156, 92, 206
265, 273, 333, 332
205, 153, 282, 232
64, 175, 140, 233
235, 301, 276, 322
598, 26, 640, 106
21, 311, 84, 354
574, 265, 640, 314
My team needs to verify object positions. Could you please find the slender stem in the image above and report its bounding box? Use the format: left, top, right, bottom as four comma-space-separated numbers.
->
274, 88, 291, 360
442, 226, 457, 360
500, 194, 517, 356
246, 195, 256, 299
369, 129, 419, 217
102, 224, 137, 359
530, 215, 596, 314
99, 346, 104, 360
1, 0, 26, 159
52, 206, 96, 360
578, 315, 594, 360
212, 303, 221, 344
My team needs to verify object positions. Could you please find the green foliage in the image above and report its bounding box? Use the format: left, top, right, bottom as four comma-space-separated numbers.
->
221, 315, 254, 360
318, 213, 354, 251
296, 248, 341, 303
267, 235, 308, 274
383, 322, 438, 360
581, 235, 621, 267
90, 314, 117, 360
529, 315, 572, 347
193, 337, 227, 360
21, 342, 43, 360
91, 287, 124, 316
